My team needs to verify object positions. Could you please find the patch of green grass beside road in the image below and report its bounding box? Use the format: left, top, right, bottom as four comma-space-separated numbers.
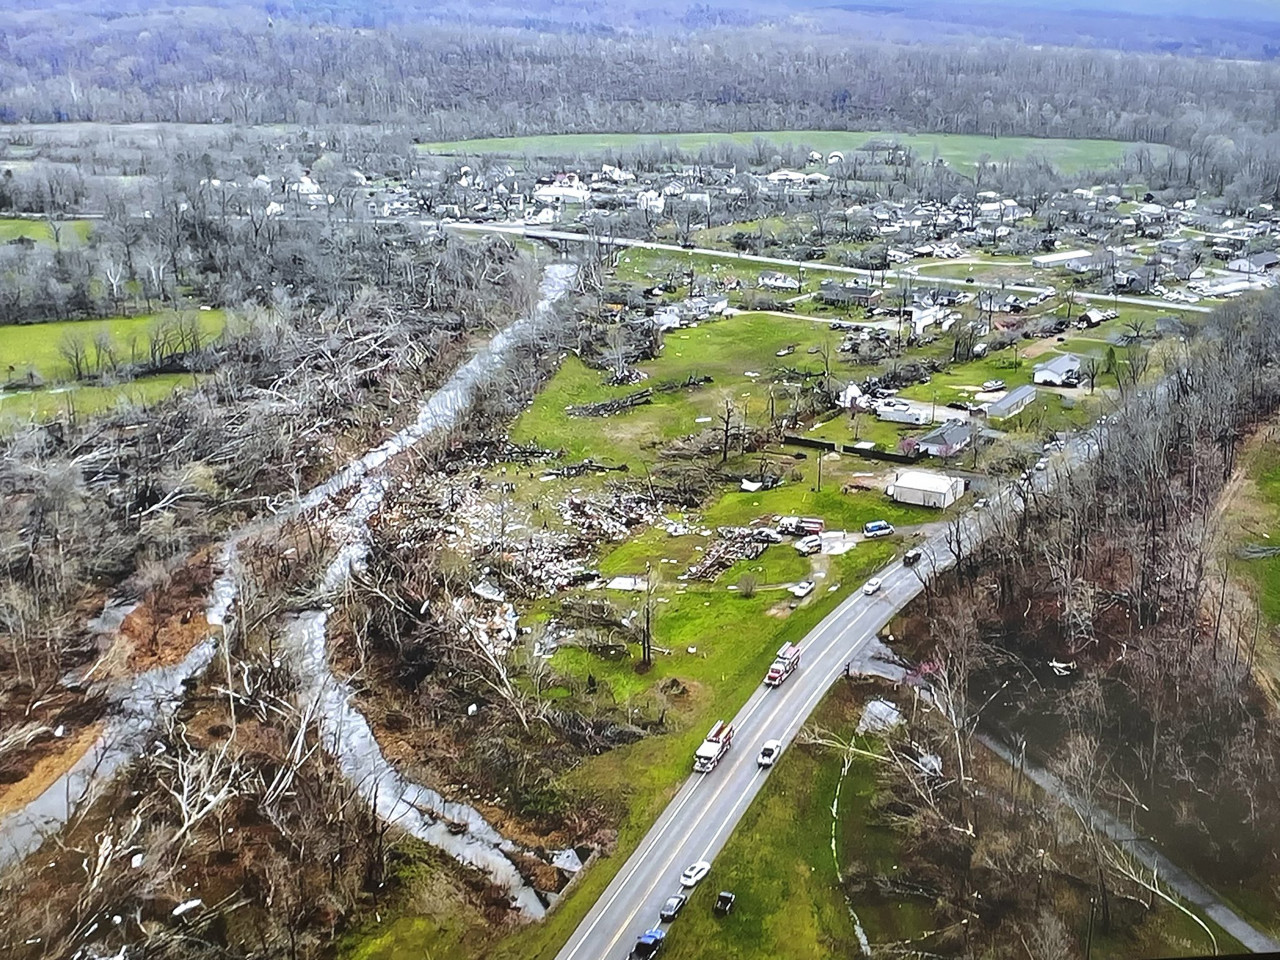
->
0, 217, 93, 245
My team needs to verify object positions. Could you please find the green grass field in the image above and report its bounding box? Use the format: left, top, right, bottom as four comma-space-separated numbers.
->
420, 130, 1150, 174
0, 372, 205, 423
0, 309, 226, 381
510, 312, 842, 464
0, 217, 93, 245
0, 308, 226, 428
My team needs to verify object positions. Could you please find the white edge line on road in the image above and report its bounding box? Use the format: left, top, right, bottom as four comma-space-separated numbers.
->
588, 594, 905, 960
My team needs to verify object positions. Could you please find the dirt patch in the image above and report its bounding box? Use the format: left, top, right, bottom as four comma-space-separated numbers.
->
765, 602, 793, 618
0, 721, 103, 818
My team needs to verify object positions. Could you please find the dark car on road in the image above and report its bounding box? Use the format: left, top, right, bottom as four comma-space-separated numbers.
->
659, 894, 687, 922
633, 928, 666, 958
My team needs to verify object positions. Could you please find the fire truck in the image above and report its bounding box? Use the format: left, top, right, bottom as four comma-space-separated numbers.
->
764, 642, 801, 687
693, 720, 735, 772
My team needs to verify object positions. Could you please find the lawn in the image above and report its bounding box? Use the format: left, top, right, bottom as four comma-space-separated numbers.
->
420, 131, 1151, 174
0, 217, 93, 245
345, 543, 900, 960
0, 372, 205, 424
701, 483, 933, 532
0, 309, 227, 381
896, 351, 1032, 406
509, 313, 843, 464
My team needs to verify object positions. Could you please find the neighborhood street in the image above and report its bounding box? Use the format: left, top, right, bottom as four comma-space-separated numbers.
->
450, 222, 1216, 315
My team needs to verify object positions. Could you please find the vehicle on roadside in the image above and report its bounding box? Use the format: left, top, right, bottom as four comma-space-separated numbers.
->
788, 580, 815, 599
633, 927, 666, 958
764, 642, 801, 686
693, 722, 734, 773
757, 739, 783, 767
714, 891, 737, 915
862, 520, 895, 539
794, 534, 823, 556
680, 860, 711, 888
659, 894, 688, 922
863, 577, 883, 596
903, 547, 923, 567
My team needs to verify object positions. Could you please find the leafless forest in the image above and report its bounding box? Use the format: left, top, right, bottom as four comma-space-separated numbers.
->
5, 1, 1280, 958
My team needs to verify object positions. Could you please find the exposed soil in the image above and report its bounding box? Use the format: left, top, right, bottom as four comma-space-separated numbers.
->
112, 550, 217, 674
0, 721, 103, 818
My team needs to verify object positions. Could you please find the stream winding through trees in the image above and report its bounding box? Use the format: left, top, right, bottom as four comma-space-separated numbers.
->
0, 263, 577, 917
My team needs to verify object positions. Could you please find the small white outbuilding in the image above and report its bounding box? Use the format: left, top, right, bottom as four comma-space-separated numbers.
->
887, 470, 965, 509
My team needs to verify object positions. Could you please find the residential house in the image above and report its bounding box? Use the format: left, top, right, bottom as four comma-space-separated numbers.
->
1227, 251, 1280, 275
915, 420, 971, 458
758, 272, 801, 292
818, 279, 881, 307
1033, 353, 1081, 387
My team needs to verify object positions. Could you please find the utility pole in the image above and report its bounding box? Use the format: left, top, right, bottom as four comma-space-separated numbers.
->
1085, 896, 1097, 960
642, 561, 654, 666
815, 453, 823, 493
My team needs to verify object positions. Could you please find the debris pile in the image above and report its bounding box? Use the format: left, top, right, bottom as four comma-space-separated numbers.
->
561, 493, 663, 542
681, 527, 770, 581
568, 375, 714, 419
568, 388, 654, 418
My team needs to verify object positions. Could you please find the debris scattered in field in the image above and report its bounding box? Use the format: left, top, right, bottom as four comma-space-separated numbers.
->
681, 527, 770, 581
857, 699, 904, 735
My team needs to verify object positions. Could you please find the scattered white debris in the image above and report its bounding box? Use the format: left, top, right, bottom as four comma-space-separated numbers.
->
172, 898, 204, 917
687, 646, 697, 654
467, 703, 479, 717
53, 725, 65, 738
471, 580, 506, 603
606, 576, 647, 592
552, 848, 584, 873
130, 853, 145, 869
1049, 660, 1077, 676
857, 699, 904, 735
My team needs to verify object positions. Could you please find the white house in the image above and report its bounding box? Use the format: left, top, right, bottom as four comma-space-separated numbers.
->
887, 470, 965, 509
1033, 354, 1081, 387
758, 272, 801, 292
915, 420, 971, 458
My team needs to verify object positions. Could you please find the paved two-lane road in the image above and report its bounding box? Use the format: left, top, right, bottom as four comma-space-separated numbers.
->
553, 514, 986, 960
451, 222, 1215, 316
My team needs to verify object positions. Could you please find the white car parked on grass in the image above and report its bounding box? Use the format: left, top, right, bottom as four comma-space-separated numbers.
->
679, 860, 711, 888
